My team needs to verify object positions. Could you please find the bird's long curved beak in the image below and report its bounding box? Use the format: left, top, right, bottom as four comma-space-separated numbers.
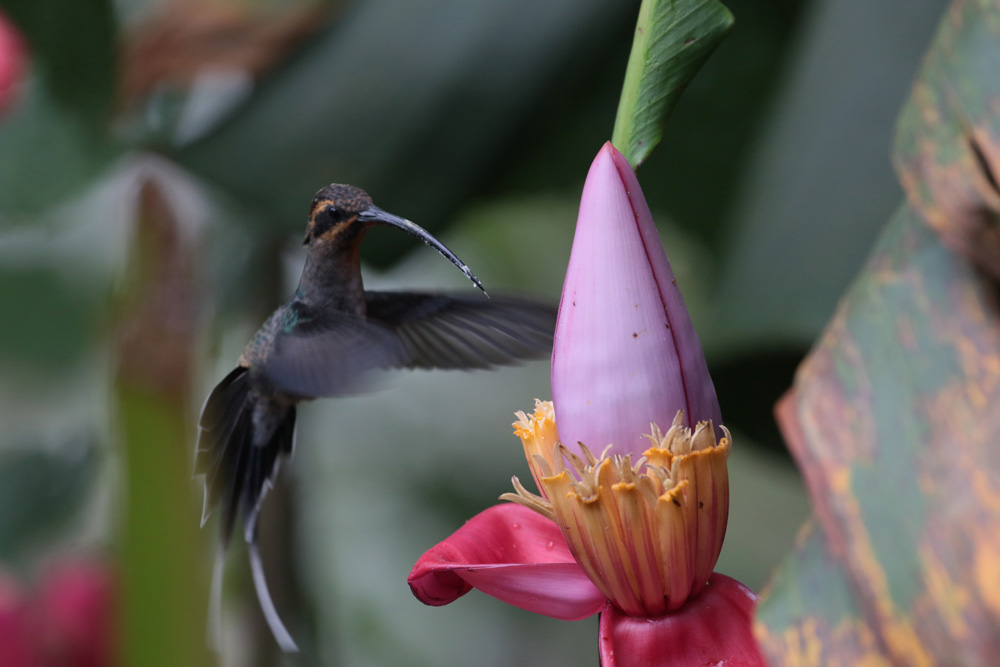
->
359, 206, 486, 294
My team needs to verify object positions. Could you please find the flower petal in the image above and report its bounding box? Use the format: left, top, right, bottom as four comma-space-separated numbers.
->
409, 504, 606, 620
0, 573, 38, 667
38, 560, 116, 667
552, 142, 720, 458
459, 563, 607, 621
0, 10, 26, 115
598, 573, 765, 667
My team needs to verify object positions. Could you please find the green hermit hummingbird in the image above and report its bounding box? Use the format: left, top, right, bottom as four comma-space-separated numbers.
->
195, 184, 555, 651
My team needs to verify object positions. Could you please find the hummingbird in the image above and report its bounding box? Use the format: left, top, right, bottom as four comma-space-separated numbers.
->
194, 184, 555, 651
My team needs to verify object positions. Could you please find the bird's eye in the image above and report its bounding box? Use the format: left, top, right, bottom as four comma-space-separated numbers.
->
314, 205, 347, 234
324, 206, 346, 223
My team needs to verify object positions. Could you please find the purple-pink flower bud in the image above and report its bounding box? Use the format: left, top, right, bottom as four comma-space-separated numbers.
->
551, 142, 721, 458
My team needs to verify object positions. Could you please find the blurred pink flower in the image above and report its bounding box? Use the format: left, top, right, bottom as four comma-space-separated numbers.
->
0, 559, 115, 667
410, 143, 764, 665
0, 574, 39, 667
37, 561, 116, 667
0, 9, 26, 115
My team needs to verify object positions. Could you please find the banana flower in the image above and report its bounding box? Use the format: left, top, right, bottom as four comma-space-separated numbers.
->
410, 143, 764, 666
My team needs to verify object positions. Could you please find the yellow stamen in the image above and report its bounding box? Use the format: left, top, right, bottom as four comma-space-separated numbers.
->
506, 401, 731, 616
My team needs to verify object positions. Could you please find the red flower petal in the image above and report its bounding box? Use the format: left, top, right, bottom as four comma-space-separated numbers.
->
409, 504, 607, 620
38, 560, 115, 667
0, 10, 26, 115
598, 573, 766, 667
0, 574, 38, 667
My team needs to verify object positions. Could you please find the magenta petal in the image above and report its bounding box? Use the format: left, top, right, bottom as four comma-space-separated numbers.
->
0, 10, 26, 115
0, 574, 37, 667
552, 142, 720, 458
409, 504, 606, 620
38, 560, 116, 667
598, 573, 765, 667
459, 563, 607, 621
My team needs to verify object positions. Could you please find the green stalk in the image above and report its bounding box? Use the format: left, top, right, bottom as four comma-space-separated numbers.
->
114, 179, 209, 667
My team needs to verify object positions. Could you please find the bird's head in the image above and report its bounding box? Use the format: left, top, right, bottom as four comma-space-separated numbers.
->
304, 183, 486, 293
304, 184, 374, 247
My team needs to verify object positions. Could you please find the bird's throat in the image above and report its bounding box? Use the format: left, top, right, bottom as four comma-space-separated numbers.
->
296, 237, 366, 315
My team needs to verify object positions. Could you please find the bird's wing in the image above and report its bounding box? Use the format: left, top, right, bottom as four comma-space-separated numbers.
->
364, 291, 557, 370
261, 303, 406, 398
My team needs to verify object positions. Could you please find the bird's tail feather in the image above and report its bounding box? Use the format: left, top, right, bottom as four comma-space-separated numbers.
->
195, 365, 299, 651
249, 539, 299, 652
242, 408, 296, 543
207, 548, 226, 652
195, 366, 297, 545
195, 365, 252, 544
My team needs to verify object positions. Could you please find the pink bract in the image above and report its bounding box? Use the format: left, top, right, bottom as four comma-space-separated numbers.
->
551, 142, 720, 458
599, 574, 765, 667
409, 503, 606, 620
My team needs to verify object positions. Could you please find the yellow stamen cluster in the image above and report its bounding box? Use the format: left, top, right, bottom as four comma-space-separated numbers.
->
502, 400, 731, 617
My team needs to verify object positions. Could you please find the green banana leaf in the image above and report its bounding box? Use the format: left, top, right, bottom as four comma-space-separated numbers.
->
756, 2, 1000, 663
611, 0, 733, 168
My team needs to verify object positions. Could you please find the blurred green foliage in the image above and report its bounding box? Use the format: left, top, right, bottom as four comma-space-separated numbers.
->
0, 266, 96, 370
0, 0, 118, 215
0, 441, 96, 565
1, 0, 116, 117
